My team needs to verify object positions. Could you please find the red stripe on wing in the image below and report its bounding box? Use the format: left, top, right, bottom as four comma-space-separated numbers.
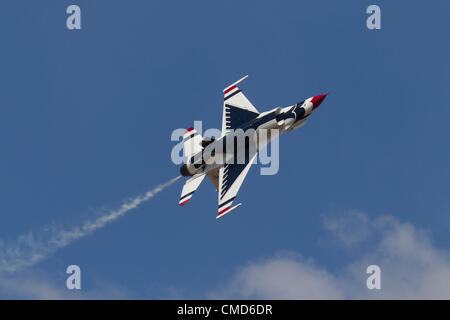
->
218, 206, 231, 216
179, 199, 190, 206
224, 85, 236, 94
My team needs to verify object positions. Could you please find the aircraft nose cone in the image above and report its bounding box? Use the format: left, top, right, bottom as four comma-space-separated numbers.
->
311, 94, 327, 110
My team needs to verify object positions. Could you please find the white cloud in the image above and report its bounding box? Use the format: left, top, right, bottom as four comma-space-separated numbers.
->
0, 271, 130, 299
212, 212, 450, 299
210, 255, 343, 299
322, 210, 373, 247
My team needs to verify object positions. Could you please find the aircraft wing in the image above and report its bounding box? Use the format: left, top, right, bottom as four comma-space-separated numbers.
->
217, 152, 258, 219
221, 75, 259, 136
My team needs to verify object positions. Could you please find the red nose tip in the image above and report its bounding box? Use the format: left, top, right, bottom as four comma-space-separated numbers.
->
311, 94, 327, 109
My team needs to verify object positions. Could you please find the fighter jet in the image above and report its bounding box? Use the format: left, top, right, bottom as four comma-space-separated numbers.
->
178, 75, 327, 219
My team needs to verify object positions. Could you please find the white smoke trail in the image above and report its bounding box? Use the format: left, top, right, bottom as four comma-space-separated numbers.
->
0, 176, 181, 273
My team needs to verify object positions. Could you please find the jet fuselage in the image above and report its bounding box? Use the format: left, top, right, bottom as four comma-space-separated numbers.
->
180, 94, 327, 177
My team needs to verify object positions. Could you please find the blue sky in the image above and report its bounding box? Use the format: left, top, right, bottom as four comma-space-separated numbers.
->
0, 1, 449, 299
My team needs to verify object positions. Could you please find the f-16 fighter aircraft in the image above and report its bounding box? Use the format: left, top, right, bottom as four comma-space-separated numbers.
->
178, 75, 327, 219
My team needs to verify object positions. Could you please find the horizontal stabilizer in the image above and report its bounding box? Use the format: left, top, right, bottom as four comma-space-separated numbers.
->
179, 174, 205, 206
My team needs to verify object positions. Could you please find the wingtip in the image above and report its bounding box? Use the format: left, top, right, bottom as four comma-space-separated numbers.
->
216, 203, 242, 219
223, 75, 249, 93
179, 199, 190, 206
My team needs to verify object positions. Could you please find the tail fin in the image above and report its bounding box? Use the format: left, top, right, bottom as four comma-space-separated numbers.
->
179, 174, 205, 206
183, 127, 203, 158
